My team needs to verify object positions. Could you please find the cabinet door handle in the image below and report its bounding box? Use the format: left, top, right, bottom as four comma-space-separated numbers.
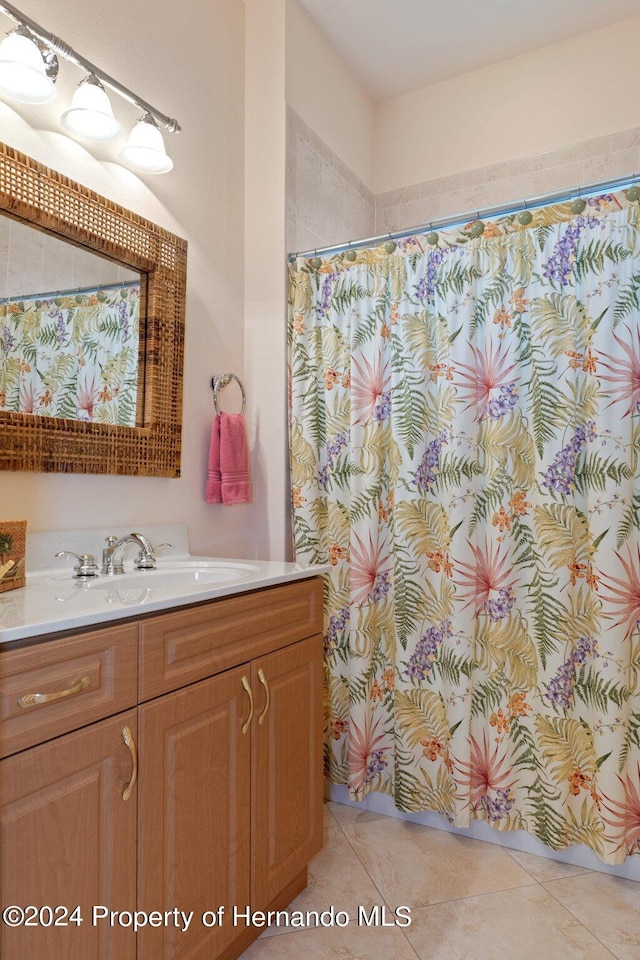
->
241, 675, 254, 734
257, 668, 270, 725
121, 726, 138, 802
17, 675, 90, 709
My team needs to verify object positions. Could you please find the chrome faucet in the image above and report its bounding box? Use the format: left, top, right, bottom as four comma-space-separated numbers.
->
101, 532, 157, 575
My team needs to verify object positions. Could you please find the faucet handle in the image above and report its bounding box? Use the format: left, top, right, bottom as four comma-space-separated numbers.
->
55, 551, 99, 578
133, 541, 172, 571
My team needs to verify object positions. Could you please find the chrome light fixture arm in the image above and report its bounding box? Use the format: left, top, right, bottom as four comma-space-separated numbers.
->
0, 0, 180, 133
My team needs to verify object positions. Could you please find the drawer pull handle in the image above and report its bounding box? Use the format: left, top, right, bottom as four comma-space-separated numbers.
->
121, 726, 138, 802
241, 675, 254, 734
17, 675, 90, 709
257, 668, 270, 725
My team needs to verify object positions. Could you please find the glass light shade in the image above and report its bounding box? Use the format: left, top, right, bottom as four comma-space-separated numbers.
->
119, 115, 173, 174
0, 29, 56, 104
61, 76, 122, 141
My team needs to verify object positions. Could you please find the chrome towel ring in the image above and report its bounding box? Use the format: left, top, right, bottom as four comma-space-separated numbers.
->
211, 374, 246, 415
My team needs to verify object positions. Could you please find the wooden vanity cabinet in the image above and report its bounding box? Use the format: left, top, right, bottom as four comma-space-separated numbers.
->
0, 621, 138, 760
0, 576, 324, 960
0, 710, 138, 960
251, 635, 324, 908
0, 623, 139, 960
137, 666, 252, 960
137, 580, 324, 960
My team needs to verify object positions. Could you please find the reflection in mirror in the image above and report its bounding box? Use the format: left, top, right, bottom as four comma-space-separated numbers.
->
0, 217, 144, 426
0, 141, 186, 476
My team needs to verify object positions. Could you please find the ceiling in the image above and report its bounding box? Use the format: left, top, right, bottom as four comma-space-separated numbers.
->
297, 0, 640, 102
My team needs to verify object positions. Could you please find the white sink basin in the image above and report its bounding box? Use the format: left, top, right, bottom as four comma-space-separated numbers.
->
49, 560, 261, 591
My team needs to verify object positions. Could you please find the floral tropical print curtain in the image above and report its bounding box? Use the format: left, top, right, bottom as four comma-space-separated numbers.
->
288, 189, 640, 865
0, 283, 140, 425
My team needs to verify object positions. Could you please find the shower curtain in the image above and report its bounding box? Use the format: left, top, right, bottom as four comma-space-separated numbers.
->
288, 189, 640, 865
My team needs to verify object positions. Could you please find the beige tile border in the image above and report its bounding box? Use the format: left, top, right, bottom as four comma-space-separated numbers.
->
375, 126, 640, 234
286, 116, 640, 249
287, 107, 375, 204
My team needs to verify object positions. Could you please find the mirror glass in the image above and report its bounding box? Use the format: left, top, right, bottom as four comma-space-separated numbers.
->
0, 216, 144, 426
0, 141, 186, 477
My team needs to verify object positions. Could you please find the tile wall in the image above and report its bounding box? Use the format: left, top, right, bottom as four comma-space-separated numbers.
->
286, 107, 375, 255
376, 127, 640, 233
287, 116, 640, 253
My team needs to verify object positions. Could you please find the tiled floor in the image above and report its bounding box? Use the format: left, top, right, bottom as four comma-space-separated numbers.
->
241, 802, 640, 960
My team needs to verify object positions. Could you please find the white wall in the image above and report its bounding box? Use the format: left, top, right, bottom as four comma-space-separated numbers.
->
375, 15, 640, 194
285, 0, 375, 192
0, 0, 259, 559
244, 0, 290, 560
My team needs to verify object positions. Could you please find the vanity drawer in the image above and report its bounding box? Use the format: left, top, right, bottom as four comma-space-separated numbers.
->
139, 577, 323, 701
0, 623, 138, 758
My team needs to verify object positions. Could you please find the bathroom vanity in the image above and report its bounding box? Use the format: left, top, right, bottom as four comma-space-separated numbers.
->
0, 546, 326, 960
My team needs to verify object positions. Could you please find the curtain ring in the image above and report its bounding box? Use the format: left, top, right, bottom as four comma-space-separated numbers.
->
211, 374, 246, 416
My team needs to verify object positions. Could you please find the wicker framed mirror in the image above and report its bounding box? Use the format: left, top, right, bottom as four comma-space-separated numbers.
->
0, 143, 186, 476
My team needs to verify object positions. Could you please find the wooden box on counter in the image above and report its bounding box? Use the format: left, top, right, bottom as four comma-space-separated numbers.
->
0, 520, 26, 593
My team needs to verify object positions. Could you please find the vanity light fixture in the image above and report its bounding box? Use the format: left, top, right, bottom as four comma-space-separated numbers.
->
0, 23, 55, 103
61, 74, 122, 142
119, 113, 173, 174
0, 1, 180, 173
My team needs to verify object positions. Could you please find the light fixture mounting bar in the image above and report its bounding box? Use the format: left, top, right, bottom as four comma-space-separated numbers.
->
0, 0, 180, 132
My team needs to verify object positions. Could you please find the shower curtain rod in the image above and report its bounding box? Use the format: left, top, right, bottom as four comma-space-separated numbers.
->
288, 172, 639, 262
0, 278, 140, 305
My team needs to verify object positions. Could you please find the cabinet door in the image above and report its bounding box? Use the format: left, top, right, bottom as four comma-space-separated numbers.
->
252, 635, 323, 907
0, 709, 137, 960
0, 623, 138, 759
137, 666, 251, 960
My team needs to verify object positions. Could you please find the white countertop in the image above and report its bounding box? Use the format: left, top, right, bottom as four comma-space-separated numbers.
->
0, 525, 329, 644
0, 557, 329, 645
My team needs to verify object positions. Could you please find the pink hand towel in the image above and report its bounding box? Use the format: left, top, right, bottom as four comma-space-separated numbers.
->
205, 415, 222, 503
220, 412, 252, 505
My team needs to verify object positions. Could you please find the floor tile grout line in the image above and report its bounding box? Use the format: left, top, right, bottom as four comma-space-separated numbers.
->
335, 817, 544, 911
400, 929, 424, 960
340, 821, 541, 909
333, 818, 402, 910
334, 809, 596, 898
401, 884, 622, 960
325, 805, 636, 959
539, 881, 621, 960
409, 879, 542, 911
329, 803, 606, 884
265, 815, 414, 944
503, 847, 548, 887
405, 882, 619, 960
329, 811, 456, 945
316, 815, 424, 960
258, 919, 425, 959
306, 811, 625, 959
502, 844, 594, 883
503, 846, 593, 886
332, 815, 636, 960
